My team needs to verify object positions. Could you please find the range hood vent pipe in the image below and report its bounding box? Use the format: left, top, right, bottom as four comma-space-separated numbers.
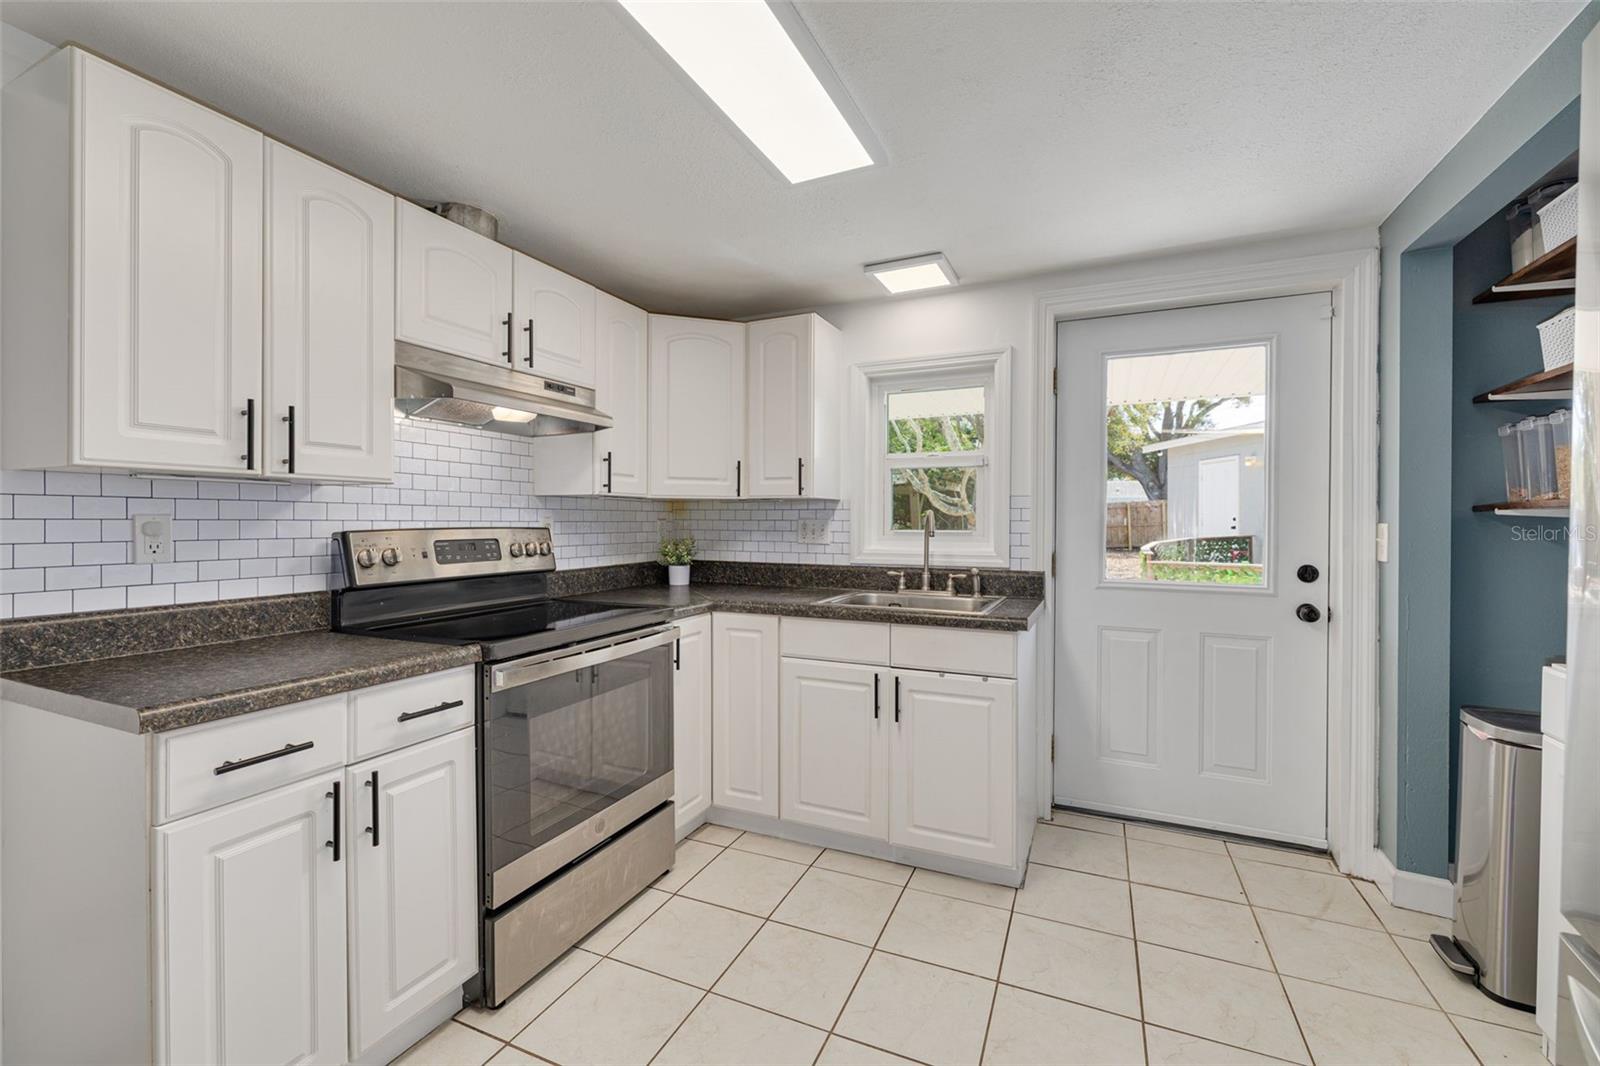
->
433, 202, 498, 240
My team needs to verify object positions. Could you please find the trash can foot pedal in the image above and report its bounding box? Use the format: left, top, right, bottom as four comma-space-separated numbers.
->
1430, 933, 1477, 977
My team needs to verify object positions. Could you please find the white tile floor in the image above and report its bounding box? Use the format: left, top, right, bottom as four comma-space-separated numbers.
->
396, 812, 1548, 1066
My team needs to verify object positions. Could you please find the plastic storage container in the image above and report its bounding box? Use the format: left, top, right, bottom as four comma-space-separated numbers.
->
1536, 182, 1580, 252
1529, 180, 1578, 256
1519, 416, 1556, 500
1549, 408, 1573, 501
1500, 423, 1527, 501
1539, 306, 1576, 371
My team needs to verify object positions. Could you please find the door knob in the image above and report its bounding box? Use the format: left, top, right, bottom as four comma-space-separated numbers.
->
1297, 564, 1320, 583
1296, 603, 1322, 623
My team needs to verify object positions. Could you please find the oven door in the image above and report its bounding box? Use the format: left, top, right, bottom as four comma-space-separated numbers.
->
485, 625, 676, 908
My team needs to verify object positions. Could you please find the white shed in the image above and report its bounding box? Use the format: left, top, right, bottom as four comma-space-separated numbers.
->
1143, 425, 1265, 549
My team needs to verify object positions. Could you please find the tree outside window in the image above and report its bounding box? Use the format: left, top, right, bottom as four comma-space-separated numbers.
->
886, 385, 986, 532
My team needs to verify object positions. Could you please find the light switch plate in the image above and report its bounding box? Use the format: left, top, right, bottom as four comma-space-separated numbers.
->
797, 519, 830, 544
135, 512, 173, 564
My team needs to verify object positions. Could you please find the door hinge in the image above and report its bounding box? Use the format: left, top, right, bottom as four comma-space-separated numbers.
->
1050, 551, 1056, 577
1051, 367, 1058, 395
1050, 736, 1055, 761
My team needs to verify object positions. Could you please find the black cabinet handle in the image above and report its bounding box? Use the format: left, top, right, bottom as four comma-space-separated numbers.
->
503, 313, 514, 363
873, 673, 880, 720
241, 399, 255, 470
365, 769, 380, 847
281, 405, 296, 473
603, 451, 613, 493
326, 780, 342, 862
214, 739, 313, 775
798, 457, 804, 496
524, 318, 535, 366
735, 460, 742, 497
397, 699, 464, 723
674, 638, 682, 671
894, 676, 901, 723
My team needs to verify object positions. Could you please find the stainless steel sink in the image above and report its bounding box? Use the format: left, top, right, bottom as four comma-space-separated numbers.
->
820, 591, 1005, 615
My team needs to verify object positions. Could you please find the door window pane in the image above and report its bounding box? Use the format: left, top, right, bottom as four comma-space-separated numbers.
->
1103, 345, 1267, 586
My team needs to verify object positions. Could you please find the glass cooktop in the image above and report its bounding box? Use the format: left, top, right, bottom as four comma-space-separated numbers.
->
350, 597, 677, 661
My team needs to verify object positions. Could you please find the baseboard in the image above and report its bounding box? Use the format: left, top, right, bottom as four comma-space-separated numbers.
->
1361, 845, 1455, 918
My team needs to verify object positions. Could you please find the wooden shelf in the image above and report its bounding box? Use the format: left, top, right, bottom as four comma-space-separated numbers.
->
1473, 499, 1570, 517
1472, 238, 1577, 304
1472, 364, 1574, 402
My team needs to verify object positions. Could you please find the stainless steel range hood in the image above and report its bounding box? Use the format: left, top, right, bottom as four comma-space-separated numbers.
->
393, 342, 612, 437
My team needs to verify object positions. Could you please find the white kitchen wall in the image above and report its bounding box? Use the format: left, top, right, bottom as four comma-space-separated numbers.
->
0, 416, 1036, 620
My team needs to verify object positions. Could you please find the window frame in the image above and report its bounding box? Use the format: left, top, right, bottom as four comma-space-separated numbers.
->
851, 349, 1011, 568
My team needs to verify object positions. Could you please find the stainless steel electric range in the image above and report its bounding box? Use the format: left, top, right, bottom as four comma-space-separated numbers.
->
332, 527, 678, 1007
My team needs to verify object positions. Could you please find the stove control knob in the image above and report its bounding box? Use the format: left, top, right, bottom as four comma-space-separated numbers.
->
508, 542, 524, 558
354, 548, 376, 569
537, 541, 552, 556
380, 547, 401, 567
522, 541, 539, 558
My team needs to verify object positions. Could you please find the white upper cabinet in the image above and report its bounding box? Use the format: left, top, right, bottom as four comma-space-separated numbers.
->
648, 316, 747, 498
395, 199, 514, 367
595, 291, 650, 495
2, 50, 266, 475
513, 252, 596, 387
265, 144, 394, 482
746, 313, 841, 499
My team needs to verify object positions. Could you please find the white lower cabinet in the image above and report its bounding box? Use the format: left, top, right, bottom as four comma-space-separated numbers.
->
673, 614, 713, 834
889, 670, 1016, 866
780, 658, 888, 839
711, 613, 780, 816
156, 772, 348, 1066
347, 729, 477, 1060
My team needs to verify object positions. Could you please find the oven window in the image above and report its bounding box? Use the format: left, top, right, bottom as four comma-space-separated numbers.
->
487, 642, 673, 875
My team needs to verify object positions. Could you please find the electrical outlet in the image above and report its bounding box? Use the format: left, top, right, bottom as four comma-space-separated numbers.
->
797, 519, 830, 544
135, 513, 173, 564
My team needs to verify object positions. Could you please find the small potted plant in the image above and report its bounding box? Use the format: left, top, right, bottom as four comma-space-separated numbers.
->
659, 536, 696, 586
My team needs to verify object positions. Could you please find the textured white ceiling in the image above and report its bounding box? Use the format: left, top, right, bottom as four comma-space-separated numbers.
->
1, 1, 1581, 318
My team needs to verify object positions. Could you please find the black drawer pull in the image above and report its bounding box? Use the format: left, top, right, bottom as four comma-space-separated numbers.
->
214, 740, 314, 775
365, 769, 380, 847
397, 699, 465, 723
326, 780, 341, 862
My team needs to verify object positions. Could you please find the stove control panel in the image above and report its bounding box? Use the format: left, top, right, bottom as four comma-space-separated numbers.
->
338, 527, 555, 587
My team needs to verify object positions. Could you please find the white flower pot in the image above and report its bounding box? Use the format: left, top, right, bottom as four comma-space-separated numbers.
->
667, 564, 691, 586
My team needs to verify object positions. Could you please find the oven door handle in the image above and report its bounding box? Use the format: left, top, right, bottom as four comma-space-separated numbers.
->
490, 625, 680, 692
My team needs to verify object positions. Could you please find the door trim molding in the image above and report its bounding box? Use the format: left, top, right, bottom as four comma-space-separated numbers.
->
1032, 245, 1380, 873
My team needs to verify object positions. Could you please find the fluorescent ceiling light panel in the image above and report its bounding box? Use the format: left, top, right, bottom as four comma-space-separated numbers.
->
618, 0, 874, 183
865, 253, 959, 294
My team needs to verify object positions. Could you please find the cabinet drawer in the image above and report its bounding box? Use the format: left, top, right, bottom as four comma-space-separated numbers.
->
781, 618, 890, 665
350, 666, 476, 761
155, 696, 349, 823
891, 625, 1014, 678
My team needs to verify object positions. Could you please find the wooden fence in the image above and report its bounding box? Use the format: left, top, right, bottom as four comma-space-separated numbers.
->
1104, 501, 1167, 550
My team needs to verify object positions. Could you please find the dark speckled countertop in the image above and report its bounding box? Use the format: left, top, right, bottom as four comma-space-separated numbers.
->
567, 583, 1044, 632
2, 628, 478, 734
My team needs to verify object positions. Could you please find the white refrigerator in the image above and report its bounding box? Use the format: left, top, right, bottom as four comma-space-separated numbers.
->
1555, 25, 1600, 1066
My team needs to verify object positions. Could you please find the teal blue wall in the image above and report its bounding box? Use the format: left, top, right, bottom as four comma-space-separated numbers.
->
1378, 3, 1597, 877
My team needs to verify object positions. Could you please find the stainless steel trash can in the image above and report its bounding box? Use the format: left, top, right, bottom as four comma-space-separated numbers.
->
1431, 706, 1542, 1009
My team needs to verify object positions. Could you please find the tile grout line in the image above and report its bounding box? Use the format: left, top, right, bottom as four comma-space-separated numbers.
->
1228, 840, 1317, 1065
1124, 829, 1150, 1066
973, 871, 1020, 1063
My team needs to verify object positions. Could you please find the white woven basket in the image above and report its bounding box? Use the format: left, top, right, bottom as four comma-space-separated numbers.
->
1538, 306, 1576, 371
1537, 183, 1580, 251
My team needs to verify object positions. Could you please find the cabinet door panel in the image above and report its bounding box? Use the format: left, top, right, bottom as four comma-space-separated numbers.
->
76, 53, 263, 473
781, 658, 887, 839
514, 252, 596, 387
396, 200, 513, 365
711, 613, 779, 816
596, 291, 649, 495
648, 316, 746, 498
890, 671, 1015, 865
348, 729, 477, 1059
673, 614, 713, 833
266, 143, 394, 482
156, 773, 346, 1065
747, 316, 810, 497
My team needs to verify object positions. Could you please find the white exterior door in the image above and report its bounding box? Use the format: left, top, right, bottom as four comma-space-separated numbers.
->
711, 613, 779, 816
595, 291, 649, 495
395, 199, 514, 366
75, 53, 264, 475
889, 671, 1015, 865
513, 251, 596, 387
347, 729, 476, 1060
780, 658, 888, 839
648, 316, 746, 498
1196, 456, 1241, 536
747, 315, 811, 497
155, 773, 347, 1066
673, 614, 713, 834
265, 143, 394, 483
1056, 292, 1332, 845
